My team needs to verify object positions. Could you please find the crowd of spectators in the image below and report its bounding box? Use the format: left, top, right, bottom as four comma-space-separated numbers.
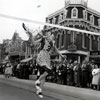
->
0, 58, 100, 91
48, 59, 100, 91
0, 61, 35, 79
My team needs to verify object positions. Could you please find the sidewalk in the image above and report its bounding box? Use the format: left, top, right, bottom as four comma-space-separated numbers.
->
0, 75, 100, 100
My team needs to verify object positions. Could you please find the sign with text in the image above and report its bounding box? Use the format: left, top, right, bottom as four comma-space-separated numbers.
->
90, 51, 100, 56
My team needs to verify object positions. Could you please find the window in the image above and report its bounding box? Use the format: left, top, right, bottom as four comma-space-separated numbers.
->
70, 31, 73, 43
55, 15, 59, 24
82, 33, 86, 49
61, 31, 65, 46
57, 34, 60, 48
89, 35, 92, 51
71, 7, 78, 18
83, 10, 87, 20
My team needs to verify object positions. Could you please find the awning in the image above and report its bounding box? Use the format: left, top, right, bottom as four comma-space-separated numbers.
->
20, 57, 32, 63
59, 50, 89, 56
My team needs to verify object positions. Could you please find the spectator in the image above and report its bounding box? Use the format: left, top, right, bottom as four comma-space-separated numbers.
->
81, 60, 88, 88
67, 63, 73, 86
52, 62, 57, 83
62, 63, 67, 85
87, 62, 93, 88
73, 60, 81, 87
16, 63, 21, 78
5, 63, 12, 78
92, 64, 100, 90
57, 64, 63, 84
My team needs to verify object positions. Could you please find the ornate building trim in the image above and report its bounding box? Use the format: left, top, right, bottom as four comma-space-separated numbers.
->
56, 31, 61, 49
59, 50, 89, 56
90, 15, 94, 25
83, 9, 87, 20
63, 9, 68, 19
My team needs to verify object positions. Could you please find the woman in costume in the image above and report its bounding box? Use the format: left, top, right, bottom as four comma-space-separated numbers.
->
22, 23, 65, 98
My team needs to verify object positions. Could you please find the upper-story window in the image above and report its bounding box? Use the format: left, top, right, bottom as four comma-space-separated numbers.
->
90, 15, 94, 25
61, 31, 65, 46
82, 33, 86, 49
71, 7, 78, 18
83, 10, 87, 20
56, 34, 60, 48
98, 19, 100, 27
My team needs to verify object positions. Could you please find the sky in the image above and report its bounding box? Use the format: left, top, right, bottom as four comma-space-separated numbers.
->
0, 0, 100, 43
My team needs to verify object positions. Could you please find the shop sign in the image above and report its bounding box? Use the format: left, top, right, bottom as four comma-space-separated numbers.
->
90, 51, 100, 56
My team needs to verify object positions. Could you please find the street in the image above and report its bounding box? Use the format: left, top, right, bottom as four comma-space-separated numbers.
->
0, 81, 83, 100
0, 76, 100, 100
0, 82, 57, 100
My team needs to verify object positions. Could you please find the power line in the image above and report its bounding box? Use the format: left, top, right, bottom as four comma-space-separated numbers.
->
0, 13, 100, 36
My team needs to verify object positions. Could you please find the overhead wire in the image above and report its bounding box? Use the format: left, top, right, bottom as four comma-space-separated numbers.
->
0, 13, 100, 36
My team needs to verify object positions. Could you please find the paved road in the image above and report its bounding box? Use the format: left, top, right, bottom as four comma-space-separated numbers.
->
0, 82, 58, 100
0, 75, 100, 100
0, 81, 82, 100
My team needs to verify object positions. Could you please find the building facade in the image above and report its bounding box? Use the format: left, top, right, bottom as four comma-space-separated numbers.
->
22, 40, 34, 59
0, 32, 33, 64
1, 39, 11, 63
8, 32, 25, 63
44, 0, 100, 63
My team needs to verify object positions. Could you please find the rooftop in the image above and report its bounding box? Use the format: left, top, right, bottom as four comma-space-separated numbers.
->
47, 0, 100, 18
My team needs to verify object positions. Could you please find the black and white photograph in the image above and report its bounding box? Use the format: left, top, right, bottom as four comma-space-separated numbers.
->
0, 0, 100, 100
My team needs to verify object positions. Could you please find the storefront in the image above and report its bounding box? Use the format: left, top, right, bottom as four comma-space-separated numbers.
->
9, 51, 25, 63
8, 32, 25, 63
60, 50, 89, 63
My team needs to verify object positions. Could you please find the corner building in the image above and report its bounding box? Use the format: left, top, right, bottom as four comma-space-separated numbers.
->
44, 0, 100, 63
